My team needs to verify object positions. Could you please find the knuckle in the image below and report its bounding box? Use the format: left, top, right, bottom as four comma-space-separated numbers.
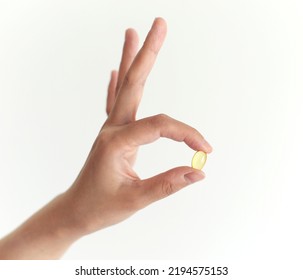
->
95, 128, 121, 152
92, 131, 109, 152
123, 74, 133, 87
148, 47, 159, 56
161, 180, 175, 197
156, 113, 169, 120
192, 127, 201, 137
123, 73, 145, 89
98, 129, 112, 143
151, 113, 170, 127
144, 43, 159, 56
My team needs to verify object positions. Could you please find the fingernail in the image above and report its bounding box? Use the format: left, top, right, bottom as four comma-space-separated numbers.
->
184, 171, 205, 184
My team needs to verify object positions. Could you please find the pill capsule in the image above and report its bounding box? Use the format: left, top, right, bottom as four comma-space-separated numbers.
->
191, 151, 207, 170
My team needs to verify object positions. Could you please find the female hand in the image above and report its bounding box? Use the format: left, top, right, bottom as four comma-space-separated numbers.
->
0, 18, 212, 259
67, 17, 212, 235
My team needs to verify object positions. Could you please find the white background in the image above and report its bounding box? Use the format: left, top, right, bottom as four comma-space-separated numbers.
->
0, 0, 302, 268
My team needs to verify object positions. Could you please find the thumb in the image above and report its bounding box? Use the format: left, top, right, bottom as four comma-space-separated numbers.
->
139, 166, 205, 205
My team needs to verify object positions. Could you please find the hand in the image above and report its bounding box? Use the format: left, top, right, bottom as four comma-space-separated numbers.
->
66, 17, 212, 235
0, 18, 212, 259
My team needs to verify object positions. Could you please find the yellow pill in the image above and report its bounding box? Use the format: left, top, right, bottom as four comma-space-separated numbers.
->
191, 151, 207, 170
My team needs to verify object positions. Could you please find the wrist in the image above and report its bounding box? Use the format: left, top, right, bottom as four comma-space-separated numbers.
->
51, 190, 89, 240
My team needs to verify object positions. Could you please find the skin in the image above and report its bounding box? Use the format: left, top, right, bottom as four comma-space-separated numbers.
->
0, 18, 212, 259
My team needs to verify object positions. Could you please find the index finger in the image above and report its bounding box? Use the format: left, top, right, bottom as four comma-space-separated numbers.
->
109, 18, 167, 125
121, 114, 213, 153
